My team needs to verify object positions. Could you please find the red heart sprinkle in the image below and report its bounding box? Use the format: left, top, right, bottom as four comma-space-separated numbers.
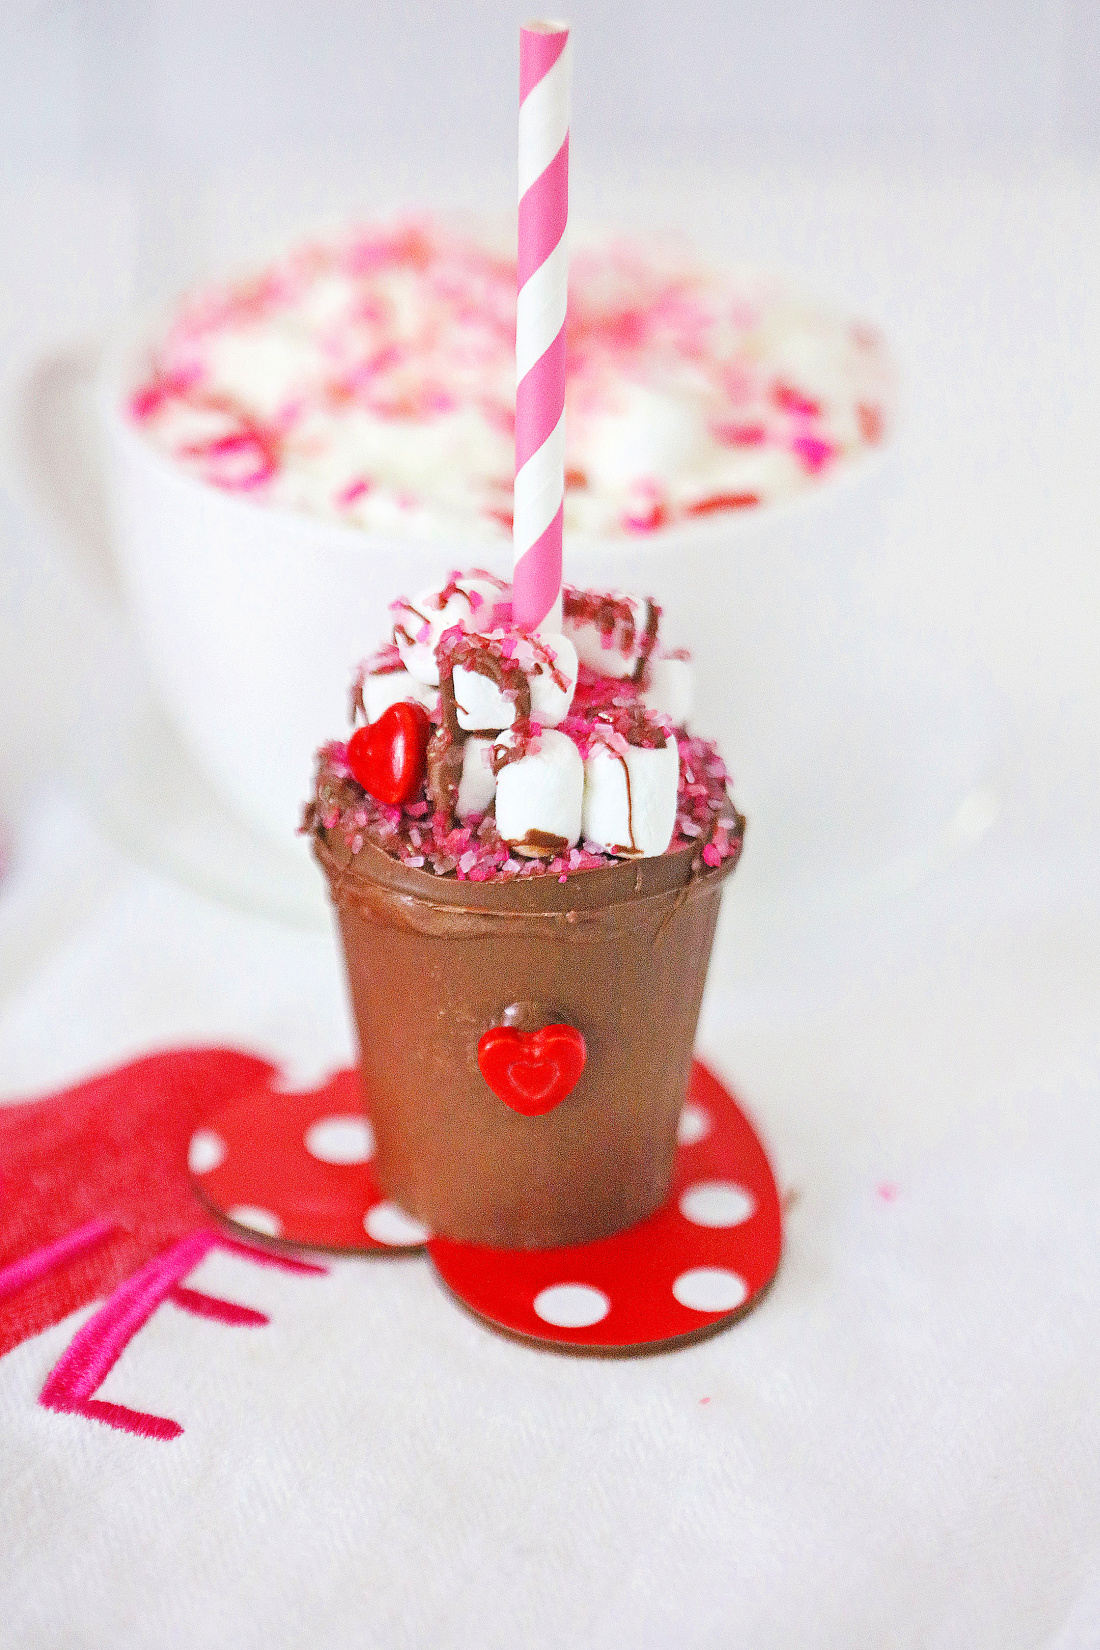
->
476, 1025, 587, 1117
347, 701, 431, 806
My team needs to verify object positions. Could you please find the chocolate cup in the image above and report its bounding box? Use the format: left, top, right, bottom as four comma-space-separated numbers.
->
314, 828, 742, 1249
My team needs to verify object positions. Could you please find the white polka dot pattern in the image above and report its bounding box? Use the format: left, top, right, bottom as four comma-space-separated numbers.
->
679, 1181, 755, 1228
676, 1103, 711, 1146
188, 1129, 227, 1175
533, 1284, 611, 1328
305, 1115, 374, 1165
672, 1267, 748, 1313
364, 1203, 431, 1248
227, 1205, 283, 1239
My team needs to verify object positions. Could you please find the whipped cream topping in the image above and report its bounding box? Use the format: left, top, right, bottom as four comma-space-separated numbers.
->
131, 217, 895, 541
308, 569, 742, 883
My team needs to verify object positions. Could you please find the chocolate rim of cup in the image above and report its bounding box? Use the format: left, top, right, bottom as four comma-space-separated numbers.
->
312, 816, 745, 927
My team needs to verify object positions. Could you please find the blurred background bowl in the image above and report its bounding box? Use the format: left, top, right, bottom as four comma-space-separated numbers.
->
88, 319, 898, 843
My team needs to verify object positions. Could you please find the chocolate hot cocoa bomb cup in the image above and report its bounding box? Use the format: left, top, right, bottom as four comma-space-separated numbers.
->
314, 831, 739, 1249
308, 581, 744, 1250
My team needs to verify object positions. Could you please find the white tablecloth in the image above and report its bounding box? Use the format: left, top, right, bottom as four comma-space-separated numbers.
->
1, 160, 1099, 1649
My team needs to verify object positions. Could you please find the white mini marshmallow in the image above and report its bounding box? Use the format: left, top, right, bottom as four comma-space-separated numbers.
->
641, 654, 694, 725
364, 668, 437, 722
456, 737, 497, 820
452, 665, 515, 732
452, 631, 578, 732
494, 728, 583, 852
564, 592, 653, 680
582, 738, 680, 859
393, 573, 510, 686
515, 632, 578, 726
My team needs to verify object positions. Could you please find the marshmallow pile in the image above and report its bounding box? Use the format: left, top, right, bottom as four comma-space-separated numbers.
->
357, 570, 695, 861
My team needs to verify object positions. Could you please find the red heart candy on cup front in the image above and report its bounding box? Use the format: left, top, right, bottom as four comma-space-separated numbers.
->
347, 701, 431, 806
476, 1024, 587, 1117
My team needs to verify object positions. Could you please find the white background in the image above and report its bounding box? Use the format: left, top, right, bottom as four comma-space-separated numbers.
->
3, 0, 1099, 170
0, 0, 1098, 321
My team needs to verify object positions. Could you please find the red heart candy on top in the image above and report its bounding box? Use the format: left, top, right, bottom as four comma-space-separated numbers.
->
347, 701, 432, 806
476, 1024, 587, 1117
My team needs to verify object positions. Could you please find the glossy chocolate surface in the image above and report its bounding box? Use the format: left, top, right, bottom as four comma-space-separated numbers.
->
314, 825, 742, 1248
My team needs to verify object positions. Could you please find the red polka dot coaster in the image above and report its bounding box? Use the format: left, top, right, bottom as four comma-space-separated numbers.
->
429, 1062, 781, 1351
191, 1068, 430, 1253
191, 1061, 781, 1350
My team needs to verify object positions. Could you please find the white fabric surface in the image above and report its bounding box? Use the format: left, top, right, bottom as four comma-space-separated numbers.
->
0, 776, 1097, 1650
2, 161, 1100, 1647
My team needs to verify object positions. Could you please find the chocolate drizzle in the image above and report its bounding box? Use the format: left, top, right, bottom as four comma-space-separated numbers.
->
588, 701, 667, 753
563, 586, 662, 677
430, 569, 509, 614
489, 718, 540, 775
632, 599, 661, 683
348, 670, 367, 726
391, 599, 431, 652
513, 829, 569, 859
425, 725, 466, 817
610, 751, 639, 856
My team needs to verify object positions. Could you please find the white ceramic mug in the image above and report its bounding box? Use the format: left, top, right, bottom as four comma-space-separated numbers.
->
16, 325, 900, 849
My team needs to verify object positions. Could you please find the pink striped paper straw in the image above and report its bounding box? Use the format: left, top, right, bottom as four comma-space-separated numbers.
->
513, 19, 572, 634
